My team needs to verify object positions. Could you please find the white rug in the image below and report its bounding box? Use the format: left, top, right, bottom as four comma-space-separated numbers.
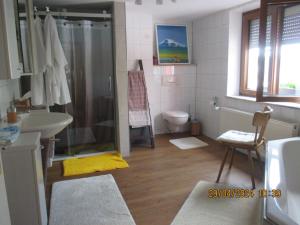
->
49, 174, 136, 225
171, 181, 262, 225
170, 137, 208, 150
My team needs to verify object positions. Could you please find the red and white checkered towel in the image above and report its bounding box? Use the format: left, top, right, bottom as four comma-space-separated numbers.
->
128, 71, 151, 128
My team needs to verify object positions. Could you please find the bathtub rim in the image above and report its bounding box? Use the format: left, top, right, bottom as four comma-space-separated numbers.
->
263, 137, 300, 225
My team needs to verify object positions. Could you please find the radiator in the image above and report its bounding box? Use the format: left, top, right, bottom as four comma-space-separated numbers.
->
219, 107, 299, 157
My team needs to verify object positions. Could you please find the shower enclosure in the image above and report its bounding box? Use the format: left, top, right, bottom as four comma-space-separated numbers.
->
19, 13, 116, 156
54, 19, 116, 155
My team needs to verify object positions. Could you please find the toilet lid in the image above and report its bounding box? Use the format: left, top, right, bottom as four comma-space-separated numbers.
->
164, 111, 189, 118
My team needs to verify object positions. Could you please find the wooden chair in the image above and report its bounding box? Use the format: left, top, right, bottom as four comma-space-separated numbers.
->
216, 106, 273, 189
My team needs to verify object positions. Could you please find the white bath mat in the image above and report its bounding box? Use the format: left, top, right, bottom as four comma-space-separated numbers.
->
49, 174, 136, 225
170, 137, 208, 150
171, 181, 261, 225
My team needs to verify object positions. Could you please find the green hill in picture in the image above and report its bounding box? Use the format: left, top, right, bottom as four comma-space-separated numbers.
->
159, 46, 188, 63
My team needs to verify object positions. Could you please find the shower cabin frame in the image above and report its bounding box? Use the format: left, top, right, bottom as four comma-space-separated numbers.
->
21, 0, 119, 156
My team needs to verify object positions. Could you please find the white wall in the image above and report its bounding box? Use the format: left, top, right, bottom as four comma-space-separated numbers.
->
126, 9, 197, 134
0, 79, 20, 119
153, 65, 196, 134
193, 10, 229, 138
114, 2, 130, 156
126, 10, 158, 133
193, 2, 300, 139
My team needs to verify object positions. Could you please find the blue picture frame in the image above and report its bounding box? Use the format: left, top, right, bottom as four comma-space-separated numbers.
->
155, 24, 190, 64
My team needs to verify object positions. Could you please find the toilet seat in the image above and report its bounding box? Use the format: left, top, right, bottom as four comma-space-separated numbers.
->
163, 111, 189, 118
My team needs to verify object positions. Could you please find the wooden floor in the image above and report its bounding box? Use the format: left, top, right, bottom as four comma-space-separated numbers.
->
46, 133, 263, 225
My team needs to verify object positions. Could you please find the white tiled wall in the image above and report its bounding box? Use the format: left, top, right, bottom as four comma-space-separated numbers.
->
126, 9, 197, 134
193, 10, 230, 138
0, 79, 20, 119
126, 11, 153, 72
126, 10, 157, 133
193, 2, 300, 139
153, 65, 197, 134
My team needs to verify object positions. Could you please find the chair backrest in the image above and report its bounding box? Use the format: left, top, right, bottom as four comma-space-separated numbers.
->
252, 106, 273, 144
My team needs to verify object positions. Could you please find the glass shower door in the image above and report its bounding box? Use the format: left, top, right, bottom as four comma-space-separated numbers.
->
54, 20, 115, 155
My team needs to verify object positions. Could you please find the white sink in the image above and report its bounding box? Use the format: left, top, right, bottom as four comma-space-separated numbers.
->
21, 111, 73, 139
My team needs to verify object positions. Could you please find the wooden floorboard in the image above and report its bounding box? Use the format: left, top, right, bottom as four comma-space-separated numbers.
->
46, 133, 263, 225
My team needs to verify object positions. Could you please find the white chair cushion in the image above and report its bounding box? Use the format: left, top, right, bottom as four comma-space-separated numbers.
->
217, 130, 256, 145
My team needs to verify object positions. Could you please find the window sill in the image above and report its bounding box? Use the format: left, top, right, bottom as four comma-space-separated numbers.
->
227, 95, 300, 110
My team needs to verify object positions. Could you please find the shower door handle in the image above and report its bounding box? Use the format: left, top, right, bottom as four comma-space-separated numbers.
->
108, 75, 112, 93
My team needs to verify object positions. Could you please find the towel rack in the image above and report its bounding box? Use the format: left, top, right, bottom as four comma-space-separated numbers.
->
138, 59, 144, 71
130, 59, 155, 148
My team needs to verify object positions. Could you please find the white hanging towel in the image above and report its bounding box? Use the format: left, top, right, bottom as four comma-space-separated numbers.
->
30, 16, 47, 106
44, 15, 71, 106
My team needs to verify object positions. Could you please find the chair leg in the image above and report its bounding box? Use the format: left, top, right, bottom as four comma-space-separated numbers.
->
229, 148, 235, 170
216, 147, 230, 183
247, 151, 256, 189
255, 149, 263, 171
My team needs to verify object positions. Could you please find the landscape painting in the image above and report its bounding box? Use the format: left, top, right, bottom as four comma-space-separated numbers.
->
156, 24, 189, 64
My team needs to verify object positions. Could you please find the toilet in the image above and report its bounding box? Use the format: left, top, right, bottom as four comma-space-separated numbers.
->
162, 111, 189, 133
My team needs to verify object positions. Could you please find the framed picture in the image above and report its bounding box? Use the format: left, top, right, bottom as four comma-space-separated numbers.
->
155, 24, 190, 64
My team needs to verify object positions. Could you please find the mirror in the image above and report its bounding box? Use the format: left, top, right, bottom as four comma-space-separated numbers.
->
15, 0, 35, 95
257, 0, 300, 102
17, 1, 31, 74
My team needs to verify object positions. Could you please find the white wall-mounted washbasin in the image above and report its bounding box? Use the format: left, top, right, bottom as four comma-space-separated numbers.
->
21, 111, 73, 139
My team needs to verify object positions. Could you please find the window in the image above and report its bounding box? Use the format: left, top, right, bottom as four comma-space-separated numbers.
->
240, 4, 300, 101
240, 9, 270, 96
278, 9, 300, 96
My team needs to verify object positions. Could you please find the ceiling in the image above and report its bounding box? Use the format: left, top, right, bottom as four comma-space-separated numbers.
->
126, 0, 251, 21
126, 0, 254, 21
34, 0, 255, 21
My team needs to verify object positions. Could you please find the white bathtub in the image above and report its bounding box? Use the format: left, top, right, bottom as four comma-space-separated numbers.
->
264, 137, 300, 225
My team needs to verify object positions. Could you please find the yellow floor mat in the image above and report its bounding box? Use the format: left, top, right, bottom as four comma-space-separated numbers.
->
63, 153, 129, 176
